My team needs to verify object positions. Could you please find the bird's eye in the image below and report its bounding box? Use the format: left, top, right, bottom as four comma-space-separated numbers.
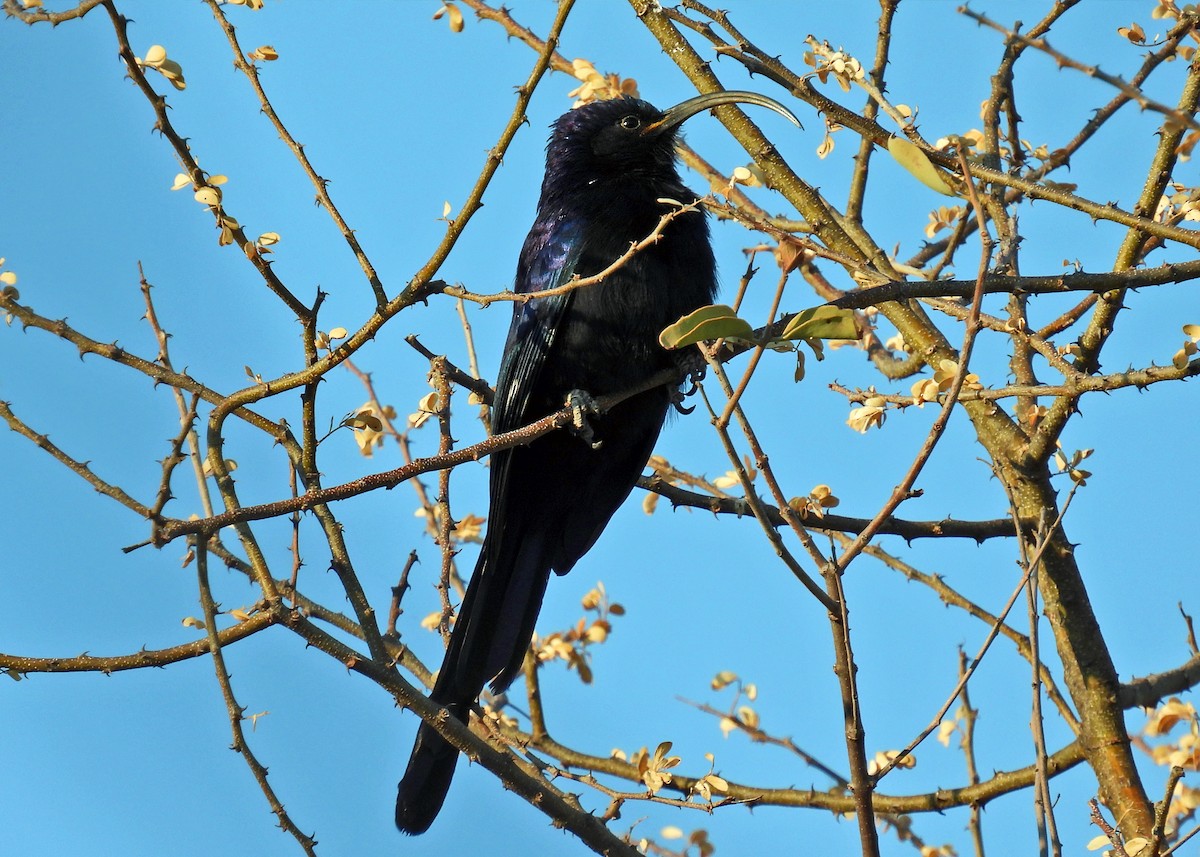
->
618, 115, 642, 131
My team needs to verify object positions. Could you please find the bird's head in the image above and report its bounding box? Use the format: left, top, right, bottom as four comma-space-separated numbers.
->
545, 91, 799, 183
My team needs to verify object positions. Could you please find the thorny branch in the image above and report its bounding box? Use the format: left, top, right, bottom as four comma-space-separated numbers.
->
6, 1, 1200, 855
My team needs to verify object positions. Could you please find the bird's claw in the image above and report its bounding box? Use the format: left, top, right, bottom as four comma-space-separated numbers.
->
670, 387, 697, 415
566, 389, 603, 449
671, 349, 706, 414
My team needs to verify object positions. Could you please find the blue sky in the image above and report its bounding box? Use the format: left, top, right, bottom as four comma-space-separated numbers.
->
2, 2, 1197, 856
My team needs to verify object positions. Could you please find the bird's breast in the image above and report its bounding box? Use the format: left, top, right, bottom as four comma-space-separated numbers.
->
548, 206, 716, 397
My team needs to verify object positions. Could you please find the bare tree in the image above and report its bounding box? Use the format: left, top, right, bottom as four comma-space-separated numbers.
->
3, 2, 1199, 856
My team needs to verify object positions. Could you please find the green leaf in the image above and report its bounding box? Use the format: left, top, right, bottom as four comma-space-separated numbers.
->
659, 304, 754, 349
777, 306, 858, 341
886, 136, 955, 196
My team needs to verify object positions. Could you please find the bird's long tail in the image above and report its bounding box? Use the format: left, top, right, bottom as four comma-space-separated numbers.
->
395, 707, 463, 835
395, 522, 555, 833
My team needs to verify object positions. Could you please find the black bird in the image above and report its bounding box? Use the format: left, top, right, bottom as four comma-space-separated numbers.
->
395, 91, 799, 835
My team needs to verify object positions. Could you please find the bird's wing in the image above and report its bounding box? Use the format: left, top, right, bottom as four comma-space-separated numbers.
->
428, 216, 584, 703
491, 215, 584, 435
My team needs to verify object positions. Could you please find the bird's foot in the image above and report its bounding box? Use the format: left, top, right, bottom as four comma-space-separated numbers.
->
565, 389, 603, 449
671, 349, 707, 415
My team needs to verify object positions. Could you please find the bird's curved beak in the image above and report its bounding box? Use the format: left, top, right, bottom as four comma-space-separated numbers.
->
645, 90, 802, 136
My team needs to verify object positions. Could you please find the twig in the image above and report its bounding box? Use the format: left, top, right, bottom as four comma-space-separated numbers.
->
0, 612, 274, 676
846, 0, 898, 222
1090, 798, 1130, 857
957, 650, 986, 857
147, 391, 199, 521
396, 0, 576, 308
830, 355, 1200, 405
101, 1, 310, 319
454, 297, 489, 429
640, 474, 1018, 541
138, 264, 215, 522
872, 488, 1078, 781
679, 697, 846, 785
0, 399, 152, 518
195, 541, 318, 855
850, 536, 1078, 730
0, 289, 283, 440
828, 259, 1200, 310
512, 715, 1086, 813
1152, 767, 1186, 856
430, 356, 458, 644
386, 551, 419, 638
1028, 39, 1200, 468
834, 147, 992, 577
287, 460, 304, 597
523, 650, 549, 741
433, 199, 707, 305
341, 353, 458, 591
286, 609, 643, 857
718, 266, 789, 426
1161, 821, 1200, 856
151, 363, 686, 546
2, 0, 105, 24
1181, 604, 1199, 656
960, 6, 1200, 133
204, 0, 388, 306
693, 371, 834, 611
405, 335, 495, 405
1020, 507, 1062, 857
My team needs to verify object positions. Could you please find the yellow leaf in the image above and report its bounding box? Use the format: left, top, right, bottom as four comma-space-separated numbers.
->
887, 136, 955, 195
417, 391, 440, 414
157, 59, 187, 90
194, 187, 222, 206
345, 413, 383, 432
729, 165, 761, 187
1118, 23, 1146, 43
659, 304, 754, 349
777, 305, 858, 341
711, 670, 738, 690
433, 3, 465, 32
420, 611, 442, 630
